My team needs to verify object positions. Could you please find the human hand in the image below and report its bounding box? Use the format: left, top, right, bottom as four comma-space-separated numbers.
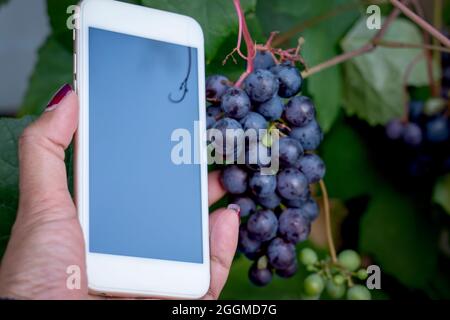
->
0, 84, 239, 300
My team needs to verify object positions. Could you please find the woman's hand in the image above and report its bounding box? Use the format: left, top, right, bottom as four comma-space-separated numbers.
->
0, 84, 239, 300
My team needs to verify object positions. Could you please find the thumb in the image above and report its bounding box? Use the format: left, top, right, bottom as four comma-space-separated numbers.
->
18, 84, 78, 215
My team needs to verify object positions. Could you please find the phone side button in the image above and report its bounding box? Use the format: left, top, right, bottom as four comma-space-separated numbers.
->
73, 53, 77, 76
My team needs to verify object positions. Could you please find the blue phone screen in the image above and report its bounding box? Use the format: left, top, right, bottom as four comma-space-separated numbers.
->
88, 27, 203, 264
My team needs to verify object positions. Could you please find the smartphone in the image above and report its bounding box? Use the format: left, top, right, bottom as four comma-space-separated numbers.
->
74, 0, 209, 298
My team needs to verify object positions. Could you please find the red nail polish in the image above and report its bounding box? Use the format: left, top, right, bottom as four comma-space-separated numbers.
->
46, 84, 72, 110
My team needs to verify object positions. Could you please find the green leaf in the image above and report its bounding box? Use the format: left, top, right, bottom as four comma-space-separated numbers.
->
19, 37, 73, 116
142, 0, 256, 62
433, 174, 450, 215
256, 0, 361, 132
341, 17, 440, 125
0, 0, 9, 7
0, 116, 35, 257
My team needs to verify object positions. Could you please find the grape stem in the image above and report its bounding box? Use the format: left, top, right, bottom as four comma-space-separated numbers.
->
319, 180, 337, 264
233, 0, 256, 88
410, 0, 437, 97
433, 0, 443, 95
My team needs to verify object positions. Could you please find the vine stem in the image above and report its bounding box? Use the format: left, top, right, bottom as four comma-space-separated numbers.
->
390, 0, 450, 48
319, 180, 337, 264
410, 0, 437, 97
233, 0, 256, 87
302, 3, 402, 78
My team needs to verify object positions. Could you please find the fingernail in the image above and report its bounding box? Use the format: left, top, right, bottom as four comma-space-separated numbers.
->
227, 204, 241, 217
46, 84, 72, 111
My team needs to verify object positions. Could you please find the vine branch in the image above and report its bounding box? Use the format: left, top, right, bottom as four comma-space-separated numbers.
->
302, 4, 402, 78
390, 0, 450, 48
319, 180, 337, 264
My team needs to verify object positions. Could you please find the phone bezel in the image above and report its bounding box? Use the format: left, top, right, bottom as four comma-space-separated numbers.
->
75, 0, 209, 299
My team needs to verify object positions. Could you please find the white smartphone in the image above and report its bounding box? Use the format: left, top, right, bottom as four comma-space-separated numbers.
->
74, 0, 209, 298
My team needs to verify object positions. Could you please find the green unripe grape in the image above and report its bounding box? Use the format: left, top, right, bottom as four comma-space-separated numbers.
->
299, 248, 318, 266
338, 250, 361, 272
306, 265, 316, 272
333, 274, 345, 285
304, 274, 325, 297
356, 268, 368, 280
347, 285, 371, 300
326, 280, 346, 299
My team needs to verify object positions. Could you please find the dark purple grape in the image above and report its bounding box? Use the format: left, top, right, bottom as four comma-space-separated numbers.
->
232, 197, 256, 217
278, 208, 311, 244
240, 112, 268, 133
257, 95, 284, 121
267, 237, 296, 270
245, 140, 272, 168
270, 62, 303, 98
221, 165, 248, 194
284, 191, 311, 208
297, 154, 326, 184
211, 117, 244, 158
207, 105, 222, 118
244, 69, 279, 103
238, 224, 262, 256
206, 75, 230, 103
403, 123, 423, 146
257, 192, 282, 209
385, 119, 405, 140
408, 154, 433, 177
277, 168, 309, 200
249, 263, 273, 286
284, 96, 315, 127
206, 116, 216, 129
425, 116, 449, 143
290, 119, 323, 151
443, 66, 450, 87
253, 50, 276, 70
249, 172, 277, 198
277, 137, 304, 168
221, 87, 251, 120
300, 197, 320, 222
409, 100, 424, 122
247, 209, 278, 242
275, 260, 298, 278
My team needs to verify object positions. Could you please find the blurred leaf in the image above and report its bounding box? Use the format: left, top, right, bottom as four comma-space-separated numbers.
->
321, 117, 439, 289
433, 174, 450, 215
341, 17, 440, 125
0, 0, 9, 7
360, 186, 439, 289
320, 115, 379, 200
256, 0, 361, 132
0, 116, 35, 258
19, 37, 73, 116
142, 0, 256, 62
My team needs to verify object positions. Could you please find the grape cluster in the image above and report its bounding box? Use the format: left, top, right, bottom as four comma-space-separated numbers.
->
384, 48, 450, 178
299, 248, 371, 300
205, 50, 326, 286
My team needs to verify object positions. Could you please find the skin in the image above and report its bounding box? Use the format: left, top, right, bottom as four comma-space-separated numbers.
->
0, 90, 239, 300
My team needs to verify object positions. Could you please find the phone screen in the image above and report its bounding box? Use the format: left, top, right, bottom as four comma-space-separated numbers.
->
88, 27, 203, 264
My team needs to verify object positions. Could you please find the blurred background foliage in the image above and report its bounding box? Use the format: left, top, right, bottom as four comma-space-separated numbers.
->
1, 0, 450, 299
